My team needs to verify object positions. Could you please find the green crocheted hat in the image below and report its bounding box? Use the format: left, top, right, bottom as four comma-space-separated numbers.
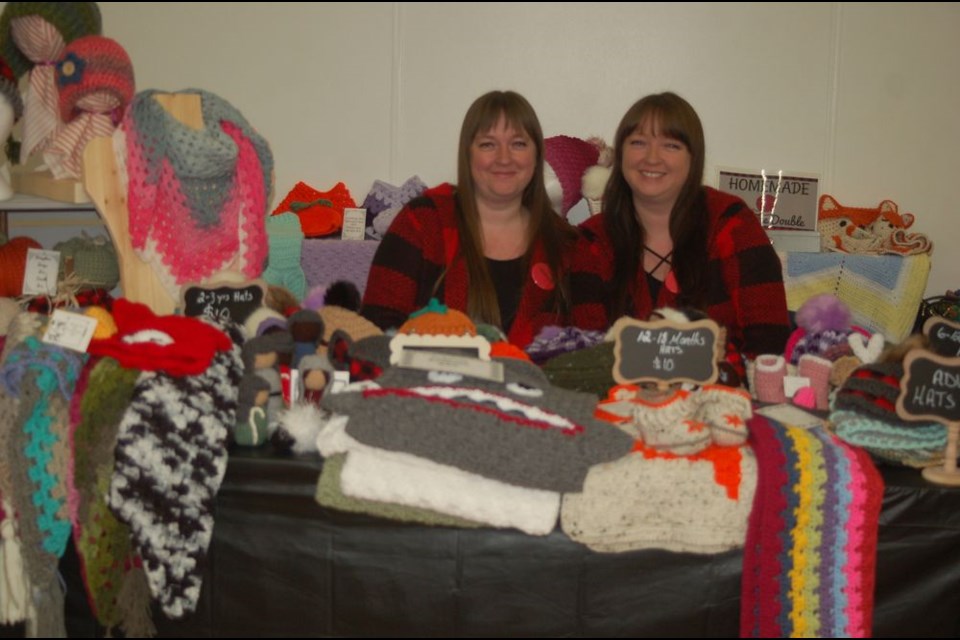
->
0, 2, 102, 77
54, 234, 119, 290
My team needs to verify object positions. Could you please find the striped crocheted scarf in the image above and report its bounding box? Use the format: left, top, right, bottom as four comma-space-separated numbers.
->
742, 415, 884, 638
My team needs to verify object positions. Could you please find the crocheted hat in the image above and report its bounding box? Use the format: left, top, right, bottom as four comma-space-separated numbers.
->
543, 135, 601, 216
56, 35, 135, 123
0, 236, 43, 297
0, 55, 23, 120
832, 360, 907, 425
540, 340, 616, 399
54, 233, 120, 289
398, 298, 477, 336
272, 181, 356, 238
0, 2, 102, 77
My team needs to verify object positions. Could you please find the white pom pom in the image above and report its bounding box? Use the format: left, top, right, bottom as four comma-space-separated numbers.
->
581, 165, 612, 201
278, 403, 328, 454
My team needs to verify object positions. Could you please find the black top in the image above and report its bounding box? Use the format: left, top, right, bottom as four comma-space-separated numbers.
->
487, 256, 524, 332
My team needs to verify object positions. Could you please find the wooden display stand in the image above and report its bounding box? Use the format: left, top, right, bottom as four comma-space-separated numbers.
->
11, 166, 91, 204
81, 93, 204, 315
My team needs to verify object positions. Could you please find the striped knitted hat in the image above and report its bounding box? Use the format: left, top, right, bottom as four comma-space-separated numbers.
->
56, 35, 135, 123
0, 2, 102, 77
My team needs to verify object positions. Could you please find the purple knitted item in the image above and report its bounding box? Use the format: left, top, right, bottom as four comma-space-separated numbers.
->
300, 238, 378, 298
524, 325, 606, 365
361, 176, 427, 234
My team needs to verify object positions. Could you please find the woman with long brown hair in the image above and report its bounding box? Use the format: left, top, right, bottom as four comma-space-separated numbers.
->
362, 90, 576, 347
571, 92, 790, 381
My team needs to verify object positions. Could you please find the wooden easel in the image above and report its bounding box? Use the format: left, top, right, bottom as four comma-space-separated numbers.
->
81, 93, 204, 315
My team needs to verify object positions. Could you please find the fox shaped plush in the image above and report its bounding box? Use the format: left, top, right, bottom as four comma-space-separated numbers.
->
817, 195, 932, 255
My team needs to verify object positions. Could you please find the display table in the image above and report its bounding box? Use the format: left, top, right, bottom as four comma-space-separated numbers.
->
77, 448, 954, 638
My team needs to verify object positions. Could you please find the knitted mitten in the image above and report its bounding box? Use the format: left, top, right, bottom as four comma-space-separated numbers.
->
797, 354, 832, 410
262, 212, 306, 300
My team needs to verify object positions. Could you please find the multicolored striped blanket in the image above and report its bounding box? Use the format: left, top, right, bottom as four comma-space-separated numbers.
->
742, 415, 884, 638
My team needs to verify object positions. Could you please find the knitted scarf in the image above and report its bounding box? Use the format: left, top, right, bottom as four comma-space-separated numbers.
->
119, 89, 273, 295
44, 93, 118, 180
12, 15, 63, 162
108, 322, 242, 619
741, 415, 883, 638
0, 336, 86, 638
70, 356, 153, 635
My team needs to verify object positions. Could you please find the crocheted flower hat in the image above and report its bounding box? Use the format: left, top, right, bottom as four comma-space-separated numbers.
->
56, 35, 135, 123
0, 2, 102, 77
0, 55, 23, 120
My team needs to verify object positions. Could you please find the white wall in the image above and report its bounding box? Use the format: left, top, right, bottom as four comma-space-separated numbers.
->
98, 2, 958, 298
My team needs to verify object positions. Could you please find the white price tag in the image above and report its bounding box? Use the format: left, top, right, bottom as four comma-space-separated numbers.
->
329, 370, 351, 394
398, 350, 504, 382
340, 208, 367, 240
22, 248, 61, 296
42, 309, 98, 353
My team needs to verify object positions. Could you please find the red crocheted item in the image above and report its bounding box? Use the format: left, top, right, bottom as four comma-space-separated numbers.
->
88, 299, 231, 376
272, 181, 356, 238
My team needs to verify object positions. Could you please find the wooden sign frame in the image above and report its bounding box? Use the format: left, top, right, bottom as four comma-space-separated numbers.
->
611, 316, 722, 387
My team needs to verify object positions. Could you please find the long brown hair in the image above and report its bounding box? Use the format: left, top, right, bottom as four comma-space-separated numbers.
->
454, 90, 575, 326
603, 92, 708, 319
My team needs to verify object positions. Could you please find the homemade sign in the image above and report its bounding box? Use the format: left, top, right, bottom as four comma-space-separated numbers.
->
924, 316, 960, 358
180, 279, 266, 325
896, 348, 960, 486
612, 316, 722, 387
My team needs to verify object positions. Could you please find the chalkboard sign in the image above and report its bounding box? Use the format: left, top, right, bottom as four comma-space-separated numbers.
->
612, 316, 722, 386
181, 279, 267, 325
924, 316, 960, 358
896, 349, 960, 424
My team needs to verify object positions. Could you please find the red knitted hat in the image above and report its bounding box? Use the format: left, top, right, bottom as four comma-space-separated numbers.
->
56, 35, 135, 123
544, 135, 601, 216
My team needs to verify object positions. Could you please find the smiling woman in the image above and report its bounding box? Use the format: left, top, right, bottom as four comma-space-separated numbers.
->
570, 92, 790, 382
361, 91, 577, 348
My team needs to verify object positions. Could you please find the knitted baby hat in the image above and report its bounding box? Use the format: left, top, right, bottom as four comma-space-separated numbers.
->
0, 2, 102, 77
398, 298, 477, 336
56, 35, 135, 123
0, 55, 23, 120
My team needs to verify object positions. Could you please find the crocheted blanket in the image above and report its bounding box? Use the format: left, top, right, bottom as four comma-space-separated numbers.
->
742, 415, 883, 638
778, 251, 930, 342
